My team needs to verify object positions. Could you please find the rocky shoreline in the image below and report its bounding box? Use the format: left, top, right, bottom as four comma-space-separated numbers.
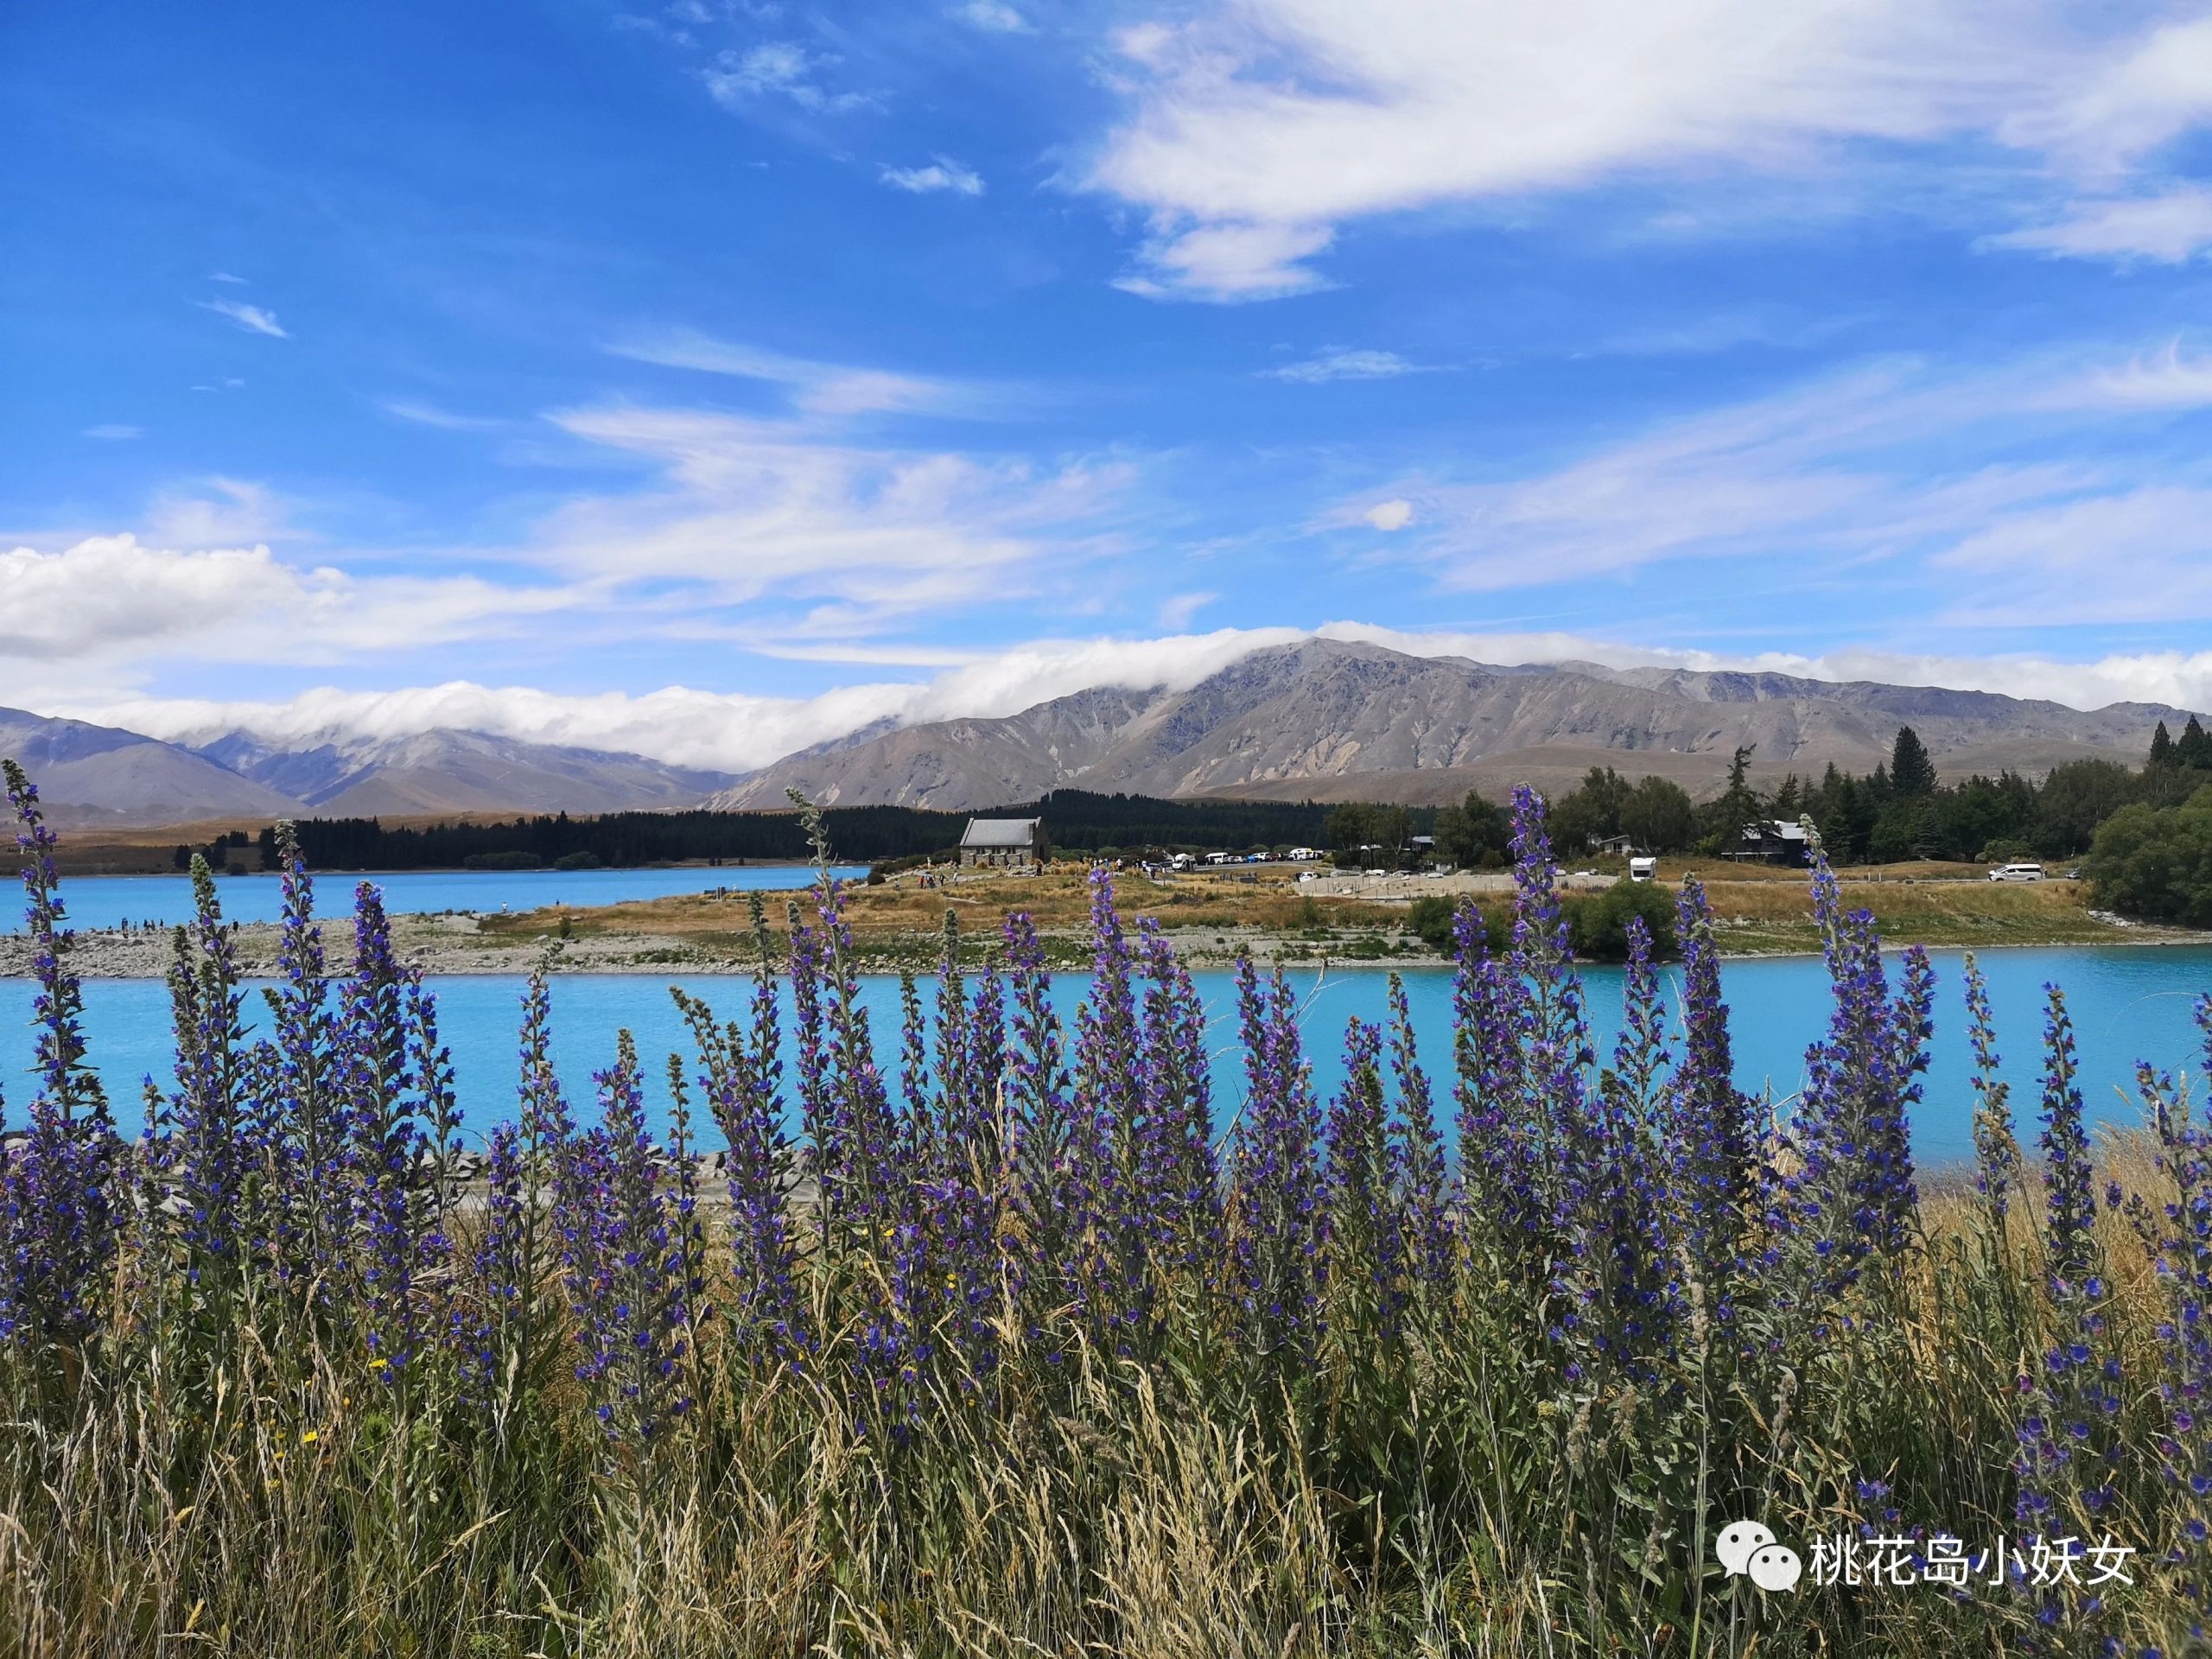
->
0, 912, 1453, 977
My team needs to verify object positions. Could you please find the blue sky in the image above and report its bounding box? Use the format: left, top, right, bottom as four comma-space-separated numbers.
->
6, 0, 2212, 769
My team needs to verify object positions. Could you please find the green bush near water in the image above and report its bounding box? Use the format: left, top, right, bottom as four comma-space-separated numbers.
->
1408, 877, 1677, 962
2086, 782, 2212, 926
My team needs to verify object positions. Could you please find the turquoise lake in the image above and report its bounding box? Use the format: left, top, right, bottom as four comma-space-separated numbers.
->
3, 864, 866, 932
3, 946, 2208, 1166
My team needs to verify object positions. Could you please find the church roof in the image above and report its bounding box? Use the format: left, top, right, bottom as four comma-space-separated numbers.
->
959, 817, 1042, 849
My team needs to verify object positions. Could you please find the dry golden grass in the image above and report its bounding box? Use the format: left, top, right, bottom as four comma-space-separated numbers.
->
482, 865, 1403, 949
479, 860, 2165, 962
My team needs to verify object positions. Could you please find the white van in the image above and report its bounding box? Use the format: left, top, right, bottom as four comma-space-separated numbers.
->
1629, 856, 1658, 884
1988, 861, 2045, 882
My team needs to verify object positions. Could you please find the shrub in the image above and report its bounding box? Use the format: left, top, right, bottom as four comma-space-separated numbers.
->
2086, 782, 2212, 925
551, 849, 603, 871
461, 849, 542, 871
1567, 875, 1679, 961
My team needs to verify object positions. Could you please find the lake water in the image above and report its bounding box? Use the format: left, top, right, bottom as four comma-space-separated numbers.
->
3, 945, 2207, 1167
3, 864, 867, 933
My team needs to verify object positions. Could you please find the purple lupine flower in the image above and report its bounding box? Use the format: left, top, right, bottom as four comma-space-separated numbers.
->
2123, 999, 2212, 1608
917, 912, 1021, 1389
2013, 982, 2124, 1580
337, 881, 453, 1385
674, 894, 805, 1364
1139, 918, 1221, 1281
924, 911, 969, 1182
1228, 954, 1325, 1363
1963, 950, 2023, 1235
1586, 915, 1681, 1381
1449, 898, 1539, 1255
1777, 826, 1923, 1309
161, 856, 257, 1297
1072, 868, 1147, 1349
1004, 911, 1078, 1349
462, 1120, 527, 1409
1324, 1016, 1408, 1338
785, 793, 916, 1427
1384, 972, 1452, 1297
569, 1032, 697, 1445
2039, 985, 2096, 1288
3, 759, 122, 1346
1663, 874, 1760, 1310
262, 823, 346, 1299
899, 970, 932, 1156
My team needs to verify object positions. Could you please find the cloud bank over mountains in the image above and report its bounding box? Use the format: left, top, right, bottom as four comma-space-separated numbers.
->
64, 624, 2212, 779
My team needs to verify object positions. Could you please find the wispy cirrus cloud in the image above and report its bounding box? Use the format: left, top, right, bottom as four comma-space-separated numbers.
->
607, 327, 1015, 418
702, 41, 878, 114
952, 1, 1030, 33
1088, 1, 2212, 299
2074, 339, 2212, 409
1319, 342, 2212, 624
379, 397, 505, 431
533, 399, 1136, 631
1261, 348, 1437, 383
1987, 186, 2212, 264
198, 296, 288, 337
880, 156, 985, 195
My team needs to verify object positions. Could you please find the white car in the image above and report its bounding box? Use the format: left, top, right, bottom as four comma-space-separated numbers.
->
1988, 861, 2046, 882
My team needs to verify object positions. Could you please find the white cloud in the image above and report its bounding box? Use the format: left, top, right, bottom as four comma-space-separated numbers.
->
1113, 221, 1336, 302
2008, 13, 2212, 169
1988, 186, 2212, 263
1262, 348, 1432, 383
1155, 589, 1216, 628
0, 536, 576, 667
531, 402, 1135, 625
380, 398, 503, 430
208, 270, 248, 284
702, 41, 875, 113
880, 156, 985, 195
1313, 347, 2212, 618
198, 297, 288, 338
144, 478, 298, 548
1087, 1, 2212, 298
607, 328, 998, 417
953, 0, 1030, 31
82, 424, 142, 441
2077, 339, 2212, 408
1932, 486, 2212, 624
58, 624, 2212, 775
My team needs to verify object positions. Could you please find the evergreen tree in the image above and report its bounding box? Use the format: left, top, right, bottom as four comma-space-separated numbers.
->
1433, 788, 1510, 868
1891, 725, 1939, 796
2149, 720, 2176, 769
2178, 715, 2212, 771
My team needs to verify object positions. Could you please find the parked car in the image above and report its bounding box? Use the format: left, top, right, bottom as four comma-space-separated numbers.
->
1988, 861, 2046, 882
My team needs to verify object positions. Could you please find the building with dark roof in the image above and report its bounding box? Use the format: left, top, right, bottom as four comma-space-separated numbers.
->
957, 817, 1047, 869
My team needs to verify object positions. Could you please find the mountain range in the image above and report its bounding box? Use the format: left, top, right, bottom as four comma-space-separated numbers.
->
0, 708, 735, 829
3, 639, 2198, 828
707, 639, 2195, 810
